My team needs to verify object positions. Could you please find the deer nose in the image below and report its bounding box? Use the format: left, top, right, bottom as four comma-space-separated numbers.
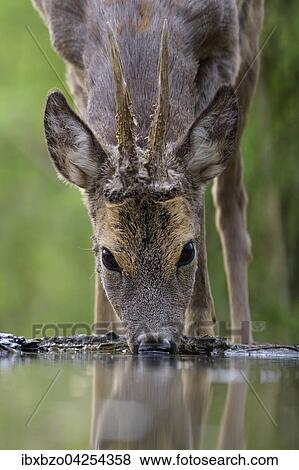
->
137, 336, 177, 355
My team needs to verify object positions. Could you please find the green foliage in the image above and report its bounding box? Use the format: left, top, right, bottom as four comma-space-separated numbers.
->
0, 1, 298, 342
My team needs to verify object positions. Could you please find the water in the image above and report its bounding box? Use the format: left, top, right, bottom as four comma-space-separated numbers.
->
0, 354, 298, 449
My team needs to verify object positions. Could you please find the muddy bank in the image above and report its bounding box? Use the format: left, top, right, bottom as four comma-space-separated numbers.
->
1, 332, 299, 359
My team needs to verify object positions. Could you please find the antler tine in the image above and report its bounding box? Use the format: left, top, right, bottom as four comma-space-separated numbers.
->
107, 23, 136, 161
147, 19, 170, 165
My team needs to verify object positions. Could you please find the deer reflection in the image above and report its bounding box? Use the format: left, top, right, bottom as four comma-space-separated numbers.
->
91, 358, 248, 450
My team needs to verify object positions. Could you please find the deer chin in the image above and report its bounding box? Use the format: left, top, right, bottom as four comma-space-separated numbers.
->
120, 322, 183, 355
126, 325, 183, 355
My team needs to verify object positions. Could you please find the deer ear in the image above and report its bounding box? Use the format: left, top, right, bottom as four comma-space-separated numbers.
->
44, 91, 107, 188
183, 86, 239, 183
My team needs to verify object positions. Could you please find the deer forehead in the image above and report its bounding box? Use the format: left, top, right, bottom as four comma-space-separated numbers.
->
95, 197, 195, 276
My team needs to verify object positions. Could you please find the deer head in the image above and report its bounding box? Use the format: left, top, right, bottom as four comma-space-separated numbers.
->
43, 21, 239, 353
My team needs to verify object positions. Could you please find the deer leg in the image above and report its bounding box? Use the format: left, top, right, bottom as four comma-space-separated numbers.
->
94, 275, 118, 334
185, 0, 264, 339
185, 204, 215, 337
211, 0, 264, 344
212, 159, 252, 344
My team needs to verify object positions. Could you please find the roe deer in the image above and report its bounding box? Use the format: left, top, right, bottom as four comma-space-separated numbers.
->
32, 0, 264, 352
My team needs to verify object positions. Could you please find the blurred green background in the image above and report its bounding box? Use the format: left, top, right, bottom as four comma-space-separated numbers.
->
0, 0, 298, 343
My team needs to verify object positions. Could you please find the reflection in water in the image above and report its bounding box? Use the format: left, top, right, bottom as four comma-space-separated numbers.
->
91, 357, 248, 450
0, 354, 298, 449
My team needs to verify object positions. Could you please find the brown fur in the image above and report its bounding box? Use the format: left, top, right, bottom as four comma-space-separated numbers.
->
96, 197, 195, 278
137, 2, 152, 33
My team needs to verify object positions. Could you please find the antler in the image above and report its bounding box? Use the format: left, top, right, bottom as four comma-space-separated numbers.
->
107, 23, 137, 163
147, 19, 170, 168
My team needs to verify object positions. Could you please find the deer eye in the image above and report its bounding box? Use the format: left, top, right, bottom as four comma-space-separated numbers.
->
178, 241, 195, 267
102, 247, 121, 272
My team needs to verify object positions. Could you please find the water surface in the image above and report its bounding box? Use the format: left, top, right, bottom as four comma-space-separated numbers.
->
0, 354, 298, 449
